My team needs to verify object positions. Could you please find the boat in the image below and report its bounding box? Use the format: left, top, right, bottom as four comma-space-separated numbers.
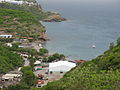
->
92, 45, 96, 48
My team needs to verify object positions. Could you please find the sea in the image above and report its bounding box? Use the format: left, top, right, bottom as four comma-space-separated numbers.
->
37, 0, 120, 60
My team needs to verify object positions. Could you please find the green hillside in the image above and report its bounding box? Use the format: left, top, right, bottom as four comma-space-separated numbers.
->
34, 38, 120, 90
0, 8, 45, 40
0, 3, 53, 20
0, 45, 23, 73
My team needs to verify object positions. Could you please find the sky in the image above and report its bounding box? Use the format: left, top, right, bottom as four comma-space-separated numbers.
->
40, 0, 119, 4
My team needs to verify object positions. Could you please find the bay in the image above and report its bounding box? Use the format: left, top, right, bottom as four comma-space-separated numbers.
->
37, 0, 120, 60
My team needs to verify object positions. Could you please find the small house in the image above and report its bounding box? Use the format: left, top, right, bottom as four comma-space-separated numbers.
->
0, 35, 12, 38
2, 74, 21, 81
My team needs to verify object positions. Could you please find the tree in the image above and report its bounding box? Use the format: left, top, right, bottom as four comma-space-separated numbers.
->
7, 83, 29, 90
109, 42, 114, 50
117, 37, 120, 46
60, 54, 65, 60
23, 71, 36, 86
21, 66, 36, 86
39, 48, 48, 56
53, 53, 60, 60
29, 57, 35, 69
48, 56, 55, 62
42, 57, 48, 62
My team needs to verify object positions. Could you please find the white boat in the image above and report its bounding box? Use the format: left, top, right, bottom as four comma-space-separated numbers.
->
92, 45, 96, 48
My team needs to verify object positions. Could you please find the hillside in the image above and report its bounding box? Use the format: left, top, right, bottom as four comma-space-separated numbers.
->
34, 38, 120, 90
0, 8, 45, 40
0, 45, 23, 73
0, 2, 52, 20
0, 2, 65, 22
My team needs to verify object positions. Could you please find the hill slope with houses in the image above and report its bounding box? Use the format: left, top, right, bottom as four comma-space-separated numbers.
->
0, 8, 46, 41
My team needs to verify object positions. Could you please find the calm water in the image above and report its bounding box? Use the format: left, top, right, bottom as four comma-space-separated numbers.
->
37, 0, 120, 60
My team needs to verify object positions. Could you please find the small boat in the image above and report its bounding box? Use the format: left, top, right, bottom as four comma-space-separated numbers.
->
92, 45, 96, 48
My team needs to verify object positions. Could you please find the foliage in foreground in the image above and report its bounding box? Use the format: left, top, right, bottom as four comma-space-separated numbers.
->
38, 65, 120, 90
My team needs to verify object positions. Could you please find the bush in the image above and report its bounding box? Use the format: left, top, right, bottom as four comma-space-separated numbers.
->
39, 48, 48, 56
21, 66, 36, 86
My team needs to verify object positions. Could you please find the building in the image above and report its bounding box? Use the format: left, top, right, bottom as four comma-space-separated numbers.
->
74, 60, 86, 64
0, 35, 12, 38
34, 60, 41, 65
49, 61, 76, 72
0, 0, 24, 4
34, 66, 42, 71
2, 74, 21, 81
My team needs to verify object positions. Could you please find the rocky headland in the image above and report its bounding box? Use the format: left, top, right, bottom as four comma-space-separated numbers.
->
42, 12, 66, 22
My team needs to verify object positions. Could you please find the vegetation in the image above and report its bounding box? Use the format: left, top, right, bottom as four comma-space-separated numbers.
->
0, 38, 14, 42
42, 53, 65, 62
33, 38, 120, 90
0, 45, 23, 73
21, 66, 36, 86
0, 2, 52, 20
0, 8, 45, 40
39, 48, 49, 56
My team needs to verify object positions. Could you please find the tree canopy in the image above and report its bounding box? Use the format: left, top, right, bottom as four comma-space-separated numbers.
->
0, 45, 23, 73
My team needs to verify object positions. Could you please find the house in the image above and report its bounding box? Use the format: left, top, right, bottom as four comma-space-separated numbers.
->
0, 35, 12, 38
74, 60, 86, 64
49, 61, 76, 72
34, 60, 41, 65
2, 74, 21, 81
34, 66, 42, 71
0, 0, 24, 4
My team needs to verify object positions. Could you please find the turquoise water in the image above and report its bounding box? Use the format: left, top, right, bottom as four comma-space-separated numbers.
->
37, 0, 120, 60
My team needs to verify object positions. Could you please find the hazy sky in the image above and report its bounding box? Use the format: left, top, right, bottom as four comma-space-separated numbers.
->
42, 0, 119, 3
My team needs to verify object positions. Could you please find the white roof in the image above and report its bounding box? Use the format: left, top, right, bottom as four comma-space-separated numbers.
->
34, 60, 41, 65
2, 74, 21, 79
0, 0, 24, 4
0, 35, 12, 36
49, 61, 76, 69
18, 67, 22, 71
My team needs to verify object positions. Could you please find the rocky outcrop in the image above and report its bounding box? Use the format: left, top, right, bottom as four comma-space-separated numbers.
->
42, 13, 66, 22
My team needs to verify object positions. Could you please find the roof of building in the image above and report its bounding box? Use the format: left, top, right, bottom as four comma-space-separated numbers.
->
0, 35, 12, 36
34, 61, 41, 65
2, 74, 21, 79
75, 60, 86, 63
49, 61, 76, 68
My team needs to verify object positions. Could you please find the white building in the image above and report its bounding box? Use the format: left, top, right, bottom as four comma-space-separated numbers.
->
0, 0, 24, 4
0, 35, 12, 38
34, 60, 41, 65
49, 61, 76, 72
0, 0, 34, 5
2, 74, 21, 81
7, 0, 24, 4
